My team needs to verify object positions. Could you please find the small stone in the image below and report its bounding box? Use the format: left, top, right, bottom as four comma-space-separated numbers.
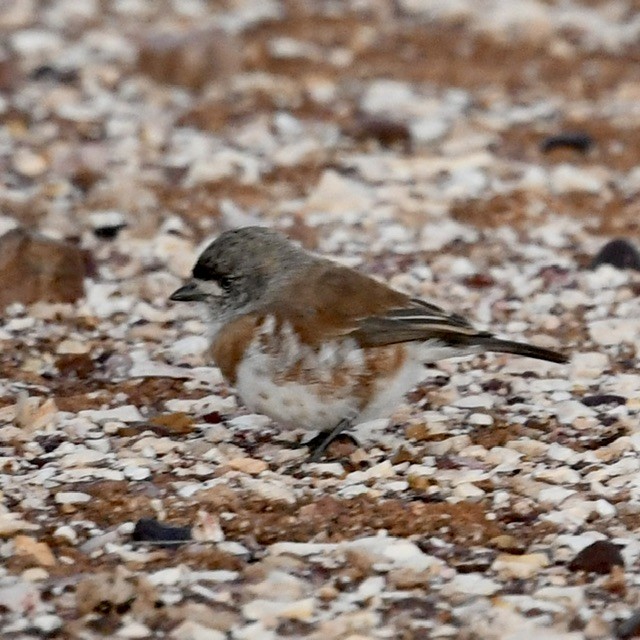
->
538, 486, 576, 506
410, 117, 449, 144
14, 395, 58, 432
442, 573, 500, 596
535, 467, 581, 485
12, 148, 48, 177
21, 568, 49, 582
534, 586, 585, 608
32, 615, 62, 634
0, 512, 38, 535
453, 394, 495, 409
149, 412, 196, 435
590, 238, 640, 271
88, 210, 127, 239
0, 580, 41, 613
581, 394, 625, 408
80, 405, 143, 423
540, 132, 593, 154
468, 413, 493, 426
13, 535, 56, 566
405, 423, 430, 441
168, 335, 209, 361
589, 319, 638, 347
452, 482, 485, 499
132, 519, 192, 544
492, 553, 549, 579
124, 465, 151, 481
569, 540, 624, 574
554, 400, 595, 424
387, 568, 431, 590
242, 597, 315, 622
228, 457, 268, 475
242, 478, 296, 504
55, 339, 90, 355
0, 228, 85, 307
594, 499, 616, 519
550, 164, 604, 194
53, 526, 78, 544
489, 535, 526, 554
570, 352, 609, 379
55, 492, 91, 505
117, 620, 151, 639
347, 116, 412, 151
59, 448, 108, 468
192, 511, 224, 543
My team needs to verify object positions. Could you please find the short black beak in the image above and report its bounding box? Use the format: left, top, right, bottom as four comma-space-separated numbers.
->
169, 280, 206, 302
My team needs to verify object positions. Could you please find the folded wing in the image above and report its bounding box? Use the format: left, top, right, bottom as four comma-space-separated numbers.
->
349, 298, 567, 364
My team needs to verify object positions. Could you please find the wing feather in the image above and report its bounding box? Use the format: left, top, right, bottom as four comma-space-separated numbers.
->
348, 299, 483, 348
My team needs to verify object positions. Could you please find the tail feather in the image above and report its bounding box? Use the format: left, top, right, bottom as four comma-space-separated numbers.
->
476, 336, 568, 364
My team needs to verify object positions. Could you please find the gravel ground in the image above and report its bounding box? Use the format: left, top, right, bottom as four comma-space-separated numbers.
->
2, 1, 640, 638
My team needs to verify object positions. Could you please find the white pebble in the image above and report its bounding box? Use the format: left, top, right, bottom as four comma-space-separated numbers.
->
554, 401, 595, 424
453, 483, 485, 499
117, 620, 151, 638
442, 573, 500, 596
589, 319, 638, 346
32, 615, 62, 634
55, 492, 91, 505
242, 597, 315, 622
79, 405, 143, 423
124, 466, 151, 481
550, 164, 605, 194
538, 486, 576, 506
570, 352, 609, 379
468, 413, 493, 426
53, 525, 78, 544
492, 553, 549, 579
454, 394, 495, 409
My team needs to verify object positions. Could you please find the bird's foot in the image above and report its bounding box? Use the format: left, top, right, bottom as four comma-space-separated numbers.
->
303, 418, 357, 462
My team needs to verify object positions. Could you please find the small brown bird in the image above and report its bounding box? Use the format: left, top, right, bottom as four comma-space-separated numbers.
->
170, 227, 567, 460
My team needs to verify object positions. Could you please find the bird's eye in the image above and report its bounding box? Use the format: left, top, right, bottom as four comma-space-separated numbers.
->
218, 276, 233, 291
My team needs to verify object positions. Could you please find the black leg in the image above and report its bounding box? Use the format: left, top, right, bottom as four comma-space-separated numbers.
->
305, 417, 353, 462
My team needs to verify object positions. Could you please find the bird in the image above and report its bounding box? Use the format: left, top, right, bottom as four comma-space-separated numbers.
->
170, 226, 568, 461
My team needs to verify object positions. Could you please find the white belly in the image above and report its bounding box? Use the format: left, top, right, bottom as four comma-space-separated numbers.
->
236, 368, 358, 431
235, 336, 426, 431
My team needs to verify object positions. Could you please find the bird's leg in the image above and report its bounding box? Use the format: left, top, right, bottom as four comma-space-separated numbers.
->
305, 417, 354, 462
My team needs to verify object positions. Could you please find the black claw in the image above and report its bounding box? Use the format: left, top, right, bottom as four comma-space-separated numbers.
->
304, 420, 358, 462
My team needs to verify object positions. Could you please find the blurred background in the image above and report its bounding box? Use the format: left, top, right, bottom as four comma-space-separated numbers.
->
1, 0, 640, 307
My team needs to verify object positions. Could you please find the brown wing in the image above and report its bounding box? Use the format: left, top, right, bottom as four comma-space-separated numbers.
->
264, 261, 480, 348
348, 299, 481, 348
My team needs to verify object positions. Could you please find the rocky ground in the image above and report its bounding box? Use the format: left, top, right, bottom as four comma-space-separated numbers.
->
1, 0, 640, 638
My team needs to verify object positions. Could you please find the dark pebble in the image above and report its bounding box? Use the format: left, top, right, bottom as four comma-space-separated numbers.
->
463, 273, 495, 288
591, 239, 640, 271
568, 540, 624, 574
347, 116, 412, 152
94, 224, 127, 240
30, 64, 79, 84
581, 394, 626, 407
201, 411, 223, 424
132, 518, 192, 545
540, 132, 593, 153
617, 611, 640, 639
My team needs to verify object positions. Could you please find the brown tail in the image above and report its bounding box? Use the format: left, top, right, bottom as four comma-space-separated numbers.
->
477, 336, 568, 364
